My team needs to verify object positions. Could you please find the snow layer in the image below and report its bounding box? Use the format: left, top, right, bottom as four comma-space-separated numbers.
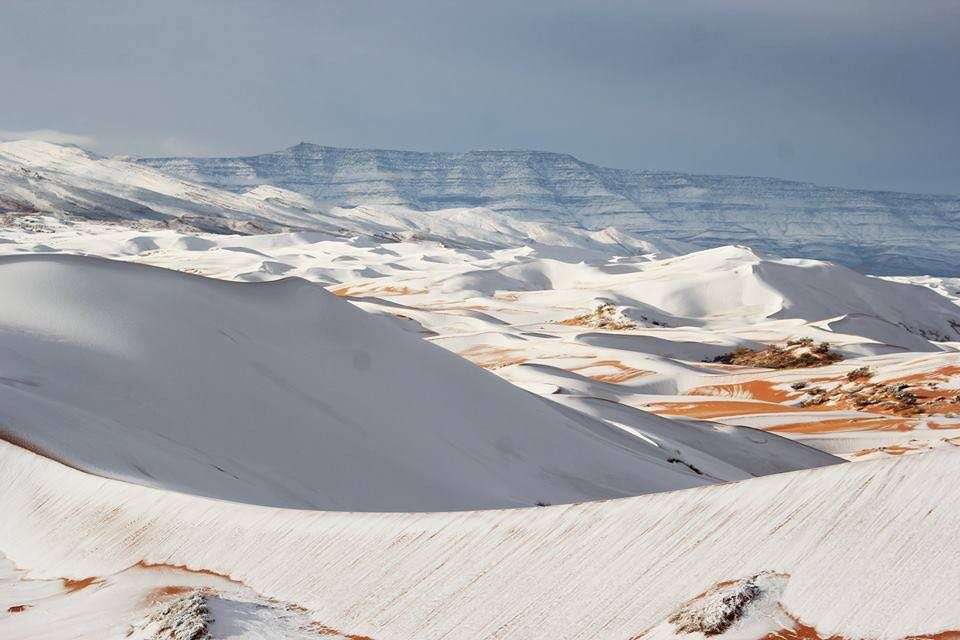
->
1, 253, 845, 512
0, 140, 693, 261
2, 215, 957, 460
1, 441, 958, 639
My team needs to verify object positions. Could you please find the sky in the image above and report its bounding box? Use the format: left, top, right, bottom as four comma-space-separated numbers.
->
1, 0, 958, 195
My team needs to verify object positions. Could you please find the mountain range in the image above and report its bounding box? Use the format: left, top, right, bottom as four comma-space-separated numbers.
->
138, 142, 960, 275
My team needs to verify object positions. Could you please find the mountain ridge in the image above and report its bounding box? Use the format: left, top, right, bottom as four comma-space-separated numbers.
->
153, 141, 959, 196
137, 142, 960, 275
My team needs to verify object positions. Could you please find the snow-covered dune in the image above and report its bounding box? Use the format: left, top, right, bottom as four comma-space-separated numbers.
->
3, 216, 957, 456
338, 243, 960, 340
0, 440, 957, 639
0, 254, 841, 511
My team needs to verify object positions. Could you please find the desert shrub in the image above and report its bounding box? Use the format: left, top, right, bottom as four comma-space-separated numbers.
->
847, 366, 872, 381
711, 342, 842, 369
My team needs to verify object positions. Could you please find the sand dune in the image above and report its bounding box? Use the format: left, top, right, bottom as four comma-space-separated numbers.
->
1, 253, 845, 512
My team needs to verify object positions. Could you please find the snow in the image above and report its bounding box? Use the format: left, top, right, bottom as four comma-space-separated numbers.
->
1, 441, 959, 639
4, 253, 762, 511
3, 141, 960, 637
135, 141, 960, 275
2, 213, 958, 461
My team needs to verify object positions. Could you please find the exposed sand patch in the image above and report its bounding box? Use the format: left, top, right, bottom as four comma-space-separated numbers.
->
62, 576, 100, 593
851, 444, 918, 458
692, 380, 795, 403
331, 284, 425, 297
649, 400, 807, 419
681, 363, 960, 434
770, 416, 912, 435
310, 622, 376, 639
569, 359, 650, 384
761, 614, 843, 640
144, 584, 196, 606
760, 613, 960, 640
135, 561, 240, 585
458, 345, 528, 370
790, 367, 960, 417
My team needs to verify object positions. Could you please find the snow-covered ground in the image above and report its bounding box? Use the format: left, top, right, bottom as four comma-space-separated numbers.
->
2, 439, 959, 639
7, 252, 828, 512
2, 141, 960, 637
3, 214, 957, 461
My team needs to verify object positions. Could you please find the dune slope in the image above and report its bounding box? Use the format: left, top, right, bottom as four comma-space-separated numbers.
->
0, 440, 957, 639
0, 254, 839, 511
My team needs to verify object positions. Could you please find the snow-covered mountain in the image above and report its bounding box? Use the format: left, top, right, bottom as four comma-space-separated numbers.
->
0, 140, 333, 233
0, 140, 691, 258
137, 142, 960, 275
5, 139, 959, 276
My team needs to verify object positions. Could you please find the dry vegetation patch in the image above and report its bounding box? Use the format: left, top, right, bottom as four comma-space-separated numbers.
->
711, 339, 842, 369
559, 303, 638, 330
792, 367, 960, 416
129, 591, 211, 640
668, 572, 778, 636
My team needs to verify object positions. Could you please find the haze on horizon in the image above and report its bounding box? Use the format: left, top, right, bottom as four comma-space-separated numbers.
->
1, 0, 958, 196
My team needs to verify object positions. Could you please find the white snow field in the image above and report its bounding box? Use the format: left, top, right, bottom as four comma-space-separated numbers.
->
1, 440, 958, 639
2, 140, 960, 637
5, 253, 807, 512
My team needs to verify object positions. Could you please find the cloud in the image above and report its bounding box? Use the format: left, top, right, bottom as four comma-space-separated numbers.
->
0, 129, 97, 148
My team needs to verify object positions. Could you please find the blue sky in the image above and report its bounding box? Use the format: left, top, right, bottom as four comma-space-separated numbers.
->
1, 0, 957, 194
